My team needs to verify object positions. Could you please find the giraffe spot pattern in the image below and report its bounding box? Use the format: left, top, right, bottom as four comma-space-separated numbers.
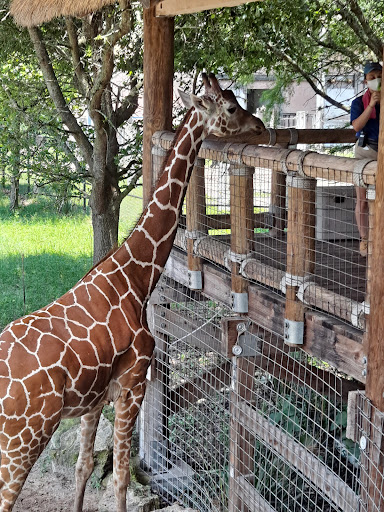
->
0, 74, 264, 511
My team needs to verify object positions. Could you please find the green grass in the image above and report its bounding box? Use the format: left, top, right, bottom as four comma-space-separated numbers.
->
0, 189, 145, 330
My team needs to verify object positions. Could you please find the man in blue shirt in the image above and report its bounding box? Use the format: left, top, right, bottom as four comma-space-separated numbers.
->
351, 61, 381, 256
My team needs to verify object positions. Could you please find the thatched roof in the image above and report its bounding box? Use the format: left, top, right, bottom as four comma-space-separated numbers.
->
10, 0, 150, 27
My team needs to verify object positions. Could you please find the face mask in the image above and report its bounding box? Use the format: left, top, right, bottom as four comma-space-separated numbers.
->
367, 77, 381, 91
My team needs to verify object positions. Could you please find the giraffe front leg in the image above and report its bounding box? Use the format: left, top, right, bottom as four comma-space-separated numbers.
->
0, 416, 60, 511
113, 381, 147, 512
0, 447, 36, 512
73, 403, 104, 512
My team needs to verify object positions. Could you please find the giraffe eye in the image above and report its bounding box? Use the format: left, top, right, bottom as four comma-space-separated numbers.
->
227, 106, 237, 114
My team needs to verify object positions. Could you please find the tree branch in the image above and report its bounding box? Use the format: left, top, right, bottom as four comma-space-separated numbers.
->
309, 32, 359, 64
115, 78, 140, 127
65, 17, 91, 98
348, 0, 383, 58
90, 0, 132, 128
28, 26, 94, 169
266, 43, 349, 112
336, 0, 382, 59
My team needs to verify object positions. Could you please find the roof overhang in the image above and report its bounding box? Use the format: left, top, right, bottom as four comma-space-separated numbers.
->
155, 0, 261, 16
10, 0, 260, 27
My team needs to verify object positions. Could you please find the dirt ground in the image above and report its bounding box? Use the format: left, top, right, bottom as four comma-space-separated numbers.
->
13, 464, 102, 512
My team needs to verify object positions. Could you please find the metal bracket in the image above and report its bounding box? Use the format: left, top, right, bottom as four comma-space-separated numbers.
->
232, 322, 261, 357
284, 318, 304, 345
188, 270, 202, 290
231, 292, 248, 313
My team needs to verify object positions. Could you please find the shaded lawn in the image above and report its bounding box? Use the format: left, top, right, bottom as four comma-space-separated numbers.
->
0, 191, 144, 330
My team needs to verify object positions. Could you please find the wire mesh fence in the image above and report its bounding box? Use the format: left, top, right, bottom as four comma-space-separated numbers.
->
153, 135, 373, 330
139, 272, 363, 511
138, 135, 380, 511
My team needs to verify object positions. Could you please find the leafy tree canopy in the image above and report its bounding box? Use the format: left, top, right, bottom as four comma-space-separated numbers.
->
174, 0, 384, 112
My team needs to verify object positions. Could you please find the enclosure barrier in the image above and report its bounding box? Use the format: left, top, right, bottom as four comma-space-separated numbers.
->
138, 130, 384, 512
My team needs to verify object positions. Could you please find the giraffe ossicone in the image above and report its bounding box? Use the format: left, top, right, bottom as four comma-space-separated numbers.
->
0, 73, 264, 512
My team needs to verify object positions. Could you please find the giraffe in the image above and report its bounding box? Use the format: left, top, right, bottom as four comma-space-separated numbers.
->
0, 73, 265, 512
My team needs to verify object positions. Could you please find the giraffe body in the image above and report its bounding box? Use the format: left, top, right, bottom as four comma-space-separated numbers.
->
0, 74, 264, 511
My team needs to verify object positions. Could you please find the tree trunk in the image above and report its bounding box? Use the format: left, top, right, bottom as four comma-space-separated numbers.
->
90, 178, 120, 265
9, 175, 20, 211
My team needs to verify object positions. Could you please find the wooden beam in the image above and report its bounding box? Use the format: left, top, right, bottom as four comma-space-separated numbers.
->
142, 2, 174, 206
284, 174, 316, 345
366, 48, 384, 412
153, 131, 375, 185
156, 0, 261, 17
364, 46, 384, 512
154, 128, 357, 146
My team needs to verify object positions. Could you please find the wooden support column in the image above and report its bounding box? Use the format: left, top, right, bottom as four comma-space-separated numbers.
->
227, 162, 257, 510
143, 2, 174, 207
363, 46, 384, 511
186, 158, 206, 290
284, 171, 316, 345
229, 164, 255, 313
224, 318, 257, 512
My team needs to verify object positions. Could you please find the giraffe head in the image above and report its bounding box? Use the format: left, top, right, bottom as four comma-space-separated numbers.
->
179, 72, 265, 137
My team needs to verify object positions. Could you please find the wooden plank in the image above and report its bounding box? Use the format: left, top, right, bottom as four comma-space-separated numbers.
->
366, 46, 384, 410
186, 158, 206, 274
236, 475, 277, 512
230, 164, 254, 296
228, 356, 256, 511
304, 313, 365, 383
156, 0, 260, 16
236, 400, 360, 512
269, 141, 288, 237
154, 128, 357, 146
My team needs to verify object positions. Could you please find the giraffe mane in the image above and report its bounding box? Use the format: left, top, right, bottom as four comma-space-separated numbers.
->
82, 107, 196, 276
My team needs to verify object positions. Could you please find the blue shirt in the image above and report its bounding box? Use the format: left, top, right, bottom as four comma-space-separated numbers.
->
350, 95, 380, 140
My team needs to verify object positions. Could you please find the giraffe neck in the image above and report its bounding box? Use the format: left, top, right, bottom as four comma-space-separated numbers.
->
115, 108, 205, 300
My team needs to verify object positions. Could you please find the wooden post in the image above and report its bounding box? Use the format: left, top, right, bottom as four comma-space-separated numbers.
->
363, 47, 384, 511
269, 142, 289, 237
186, 158, 206, 289
142, 2, 174, 207
229, 163, 255, 313
227, 166, 256, 511
284, 171, 316, 345
225, 318, 256, 512
269, 166, 286, 237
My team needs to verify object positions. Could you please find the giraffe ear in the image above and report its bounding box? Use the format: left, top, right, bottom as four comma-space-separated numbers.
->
179, 89, 210, 112
178, 89, 194, 109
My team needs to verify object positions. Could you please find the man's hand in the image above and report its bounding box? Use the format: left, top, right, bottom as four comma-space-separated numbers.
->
370, 91, 381, 106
